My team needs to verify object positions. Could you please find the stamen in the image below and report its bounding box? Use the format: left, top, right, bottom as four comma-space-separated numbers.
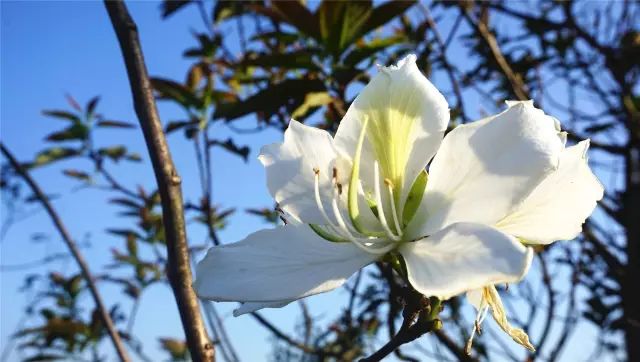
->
385, 179, 403, 236
330, 186, 395, 255
313, 169, 346, 238
309, 224, 347, 243
374, 162, 401, 241
332, 176, 358, 235
465, 305, 490, 355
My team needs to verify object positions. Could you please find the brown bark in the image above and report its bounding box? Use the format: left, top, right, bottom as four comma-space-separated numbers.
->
103, 1, 214, 360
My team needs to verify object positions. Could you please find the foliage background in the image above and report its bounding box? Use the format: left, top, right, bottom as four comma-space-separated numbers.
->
1, 1, 638, 361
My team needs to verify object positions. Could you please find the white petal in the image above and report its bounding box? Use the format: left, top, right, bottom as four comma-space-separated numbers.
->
496, 140, 604, 244
399, 222, 533, 300
334, 54, 449, 211
408, 102, 565, 238
259, 120, 342, 224
233, 300, 293, 317
466, 288, 485, 310
194, 224, 377, 302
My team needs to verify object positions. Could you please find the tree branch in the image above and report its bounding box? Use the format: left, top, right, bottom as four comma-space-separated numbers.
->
433, 329, 479, 362
251, 312, 325, 355
360, 285, 442, 362
459, 2, 530, 101
0, 143, 131, 362
103, 1, 213, 361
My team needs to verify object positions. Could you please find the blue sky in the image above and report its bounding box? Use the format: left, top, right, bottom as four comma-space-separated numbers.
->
1, 2, 287, 360
1, 1, 619, 361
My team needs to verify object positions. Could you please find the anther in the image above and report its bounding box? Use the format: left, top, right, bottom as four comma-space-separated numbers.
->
384, 178, 394, 187
332, 167, 338, 180
337, 183, 343, 195
313, 167, 320, 175
475, 320, 482, 335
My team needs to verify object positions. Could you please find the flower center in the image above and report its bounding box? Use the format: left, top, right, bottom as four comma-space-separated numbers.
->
310, 166, 397, 255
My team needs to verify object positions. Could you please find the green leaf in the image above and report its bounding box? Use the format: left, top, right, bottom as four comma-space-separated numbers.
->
85, 96, 100, 119
270, 1, 321, 41
213, 0, 255, 23
250, 31, 300, 46
165, 120, 196, 134
67, 274, 83, 297
246, 207, 280, 224
342, 35, 407, 67
125, 153, 142, 162
358, 1, 416, 38
126, 235, 138, 257
161, 0, 192, 18
159, 338, 189, 360
41, 110, 80, 123
402, 169, 427, 227
150, 77, 202, 109
98, 146, 127, 162
242, 49, 321, 70
96, 120, 136, 129
45, 124, 89, 142
62, 169, 91, 181
107, 228, 144, 240
32, 148, 79, 167
23, 354, 66, 362
185, 63, 204, 90
209, 138, 250, 162
109, 198, 142, 209
291, 92, 333, 119
318, 1, 372, 56
213, 79, 326, 122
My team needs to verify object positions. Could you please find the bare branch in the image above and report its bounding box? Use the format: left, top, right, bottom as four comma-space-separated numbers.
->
459, 1, 530, 101
0, 143, 132, 362
103, 1, 213, 360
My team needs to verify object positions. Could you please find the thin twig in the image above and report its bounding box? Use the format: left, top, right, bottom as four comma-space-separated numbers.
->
459, 2, 530, 101
251, 312, 325, 355
103, 2, 213, 360
434, 329, 479, 362
420, 4, 468, 123
0, 143, 132, 362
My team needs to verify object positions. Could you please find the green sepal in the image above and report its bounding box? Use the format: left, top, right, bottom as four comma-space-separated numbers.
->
309, 224, 348, 243
382, 252, 407, 279
402, 169, 428, 227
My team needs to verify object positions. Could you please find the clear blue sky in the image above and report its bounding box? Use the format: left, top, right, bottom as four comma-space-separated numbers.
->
1, 1, 616, 361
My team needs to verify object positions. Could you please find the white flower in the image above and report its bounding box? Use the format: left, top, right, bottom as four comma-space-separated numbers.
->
194, 55, 603, 350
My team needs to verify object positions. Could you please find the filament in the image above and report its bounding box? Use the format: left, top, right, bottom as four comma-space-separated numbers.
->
373, 162, 401, 241
313, 169, 347, 238
465, 305, 490, 355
